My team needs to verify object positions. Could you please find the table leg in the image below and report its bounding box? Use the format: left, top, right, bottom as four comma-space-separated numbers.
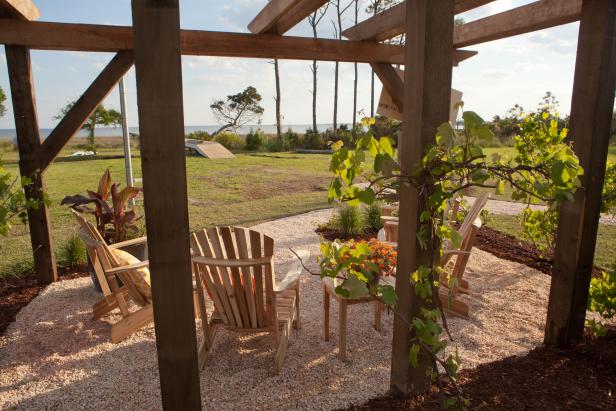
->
323, 284, 329, 341
339, 300, 347, 360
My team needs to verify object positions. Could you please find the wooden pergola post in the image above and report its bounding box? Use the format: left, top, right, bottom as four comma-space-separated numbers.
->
5, 45, 57, 284
545, 0, 616, 347
131, 0, 201, 408
390, 0, 454, 396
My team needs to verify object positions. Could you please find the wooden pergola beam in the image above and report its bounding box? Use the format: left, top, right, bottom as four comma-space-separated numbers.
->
248, 0, 301, 34
371, 63, 404, 110
455, 0, 582, 48
271, 0, 329, 35
0, 0, 39, 20
39, 51, 134, 171
343, 0, 496, 42
5, 45, 57, 284
545, 0, 616, 347
343, 0, 582, 47
131, 0, 201, 408
0, 19, 405, 64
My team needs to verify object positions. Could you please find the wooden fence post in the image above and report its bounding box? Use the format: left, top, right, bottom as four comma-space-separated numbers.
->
390, 0, 454, 396
545, 0, 616, 347
5, 45, 57, 284
131, 0, 202, 409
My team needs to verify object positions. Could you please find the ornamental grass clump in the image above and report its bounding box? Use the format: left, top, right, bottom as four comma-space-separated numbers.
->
336, 205, 364, 236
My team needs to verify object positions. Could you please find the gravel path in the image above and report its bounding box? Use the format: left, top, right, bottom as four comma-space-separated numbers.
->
467, 196, 616, 225
0, 209, 552, 410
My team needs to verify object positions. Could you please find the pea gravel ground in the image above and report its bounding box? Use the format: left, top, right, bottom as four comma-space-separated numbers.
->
0, 209, 553, 410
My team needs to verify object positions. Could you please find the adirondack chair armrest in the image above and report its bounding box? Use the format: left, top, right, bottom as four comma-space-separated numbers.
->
274, 250, 309, 293
105, 260, 150, 275
109, 236, 148, 250
442, 250, 471, 257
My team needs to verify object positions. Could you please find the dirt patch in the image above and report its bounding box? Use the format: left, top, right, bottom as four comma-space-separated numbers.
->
348, 326, 616, 410
246, 175, 328, 200
0, 266, 88, 336
315, 226, 380, 242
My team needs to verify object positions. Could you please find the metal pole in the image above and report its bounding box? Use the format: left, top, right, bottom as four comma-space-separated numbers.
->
119, 77, 135, 206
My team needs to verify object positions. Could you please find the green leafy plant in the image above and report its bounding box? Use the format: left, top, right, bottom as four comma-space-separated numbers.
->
61, 168, 141, 244
214, 132, 243, 150
283, 128, 300, 148
335, 205, 364, 236
245, 128, 266, 151
363, 202, 383, 231
57, 234, 87, 268
0, 160, 38, 248
587, 264, 616, 337
0, 85, 6, 118
520, 208, 558, 257
323, 108, 582, 407
186, 130, 211, 141
301, 129, 326, 150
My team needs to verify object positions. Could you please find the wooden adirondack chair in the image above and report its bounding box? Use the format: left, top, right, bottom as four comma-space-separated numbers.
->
72, 210, 154, 343
190, 226, 304, 373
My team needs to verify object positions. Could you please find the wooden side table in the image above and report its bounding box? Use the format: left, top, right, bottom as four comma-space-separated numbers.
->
322, 277, 384, 360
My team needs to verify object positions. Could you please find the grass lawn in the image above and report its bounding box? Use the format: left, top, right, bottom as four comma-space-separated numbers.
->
0, 152, 333, 277
487, 214, 615, 270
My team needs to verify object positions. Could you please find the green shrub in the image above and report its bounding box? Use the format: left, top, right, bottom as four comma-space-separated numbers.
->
266, 135, 290, 152
587, 264, 616, 337
519, 208, 558, 257
336, 205, 364, 236
363, 203, 383, 231
186, 130, 211, 141
214, 132, 242, 150
245, 129, 266, 151
283, 128, 300, 148
57, 234, 87, 267
301, 129, 326, 149
0, 258, 34, 278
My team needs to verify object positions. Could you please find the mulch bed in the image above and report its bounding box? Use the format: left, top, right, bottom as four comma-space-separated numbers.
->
348, 326, 616, 410
0, 266, 88, 335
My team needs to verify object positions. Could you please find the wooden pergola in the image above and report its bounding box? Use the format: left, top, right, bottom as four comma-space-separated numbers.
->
1, 0, 614, 408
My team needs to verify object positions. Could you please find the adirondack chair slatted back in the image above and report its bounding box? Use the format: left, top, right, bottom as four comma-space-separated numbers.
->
71, 209, 148, 306
457, 192, 489, 241
191, 227, 275, 329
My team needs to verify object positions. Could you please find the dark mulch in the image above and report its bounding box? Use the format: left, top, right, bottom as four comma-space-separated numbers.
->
0, 266, 89, 335
315, 226, 379, 242
475, 225, 604, 278
348, 326, 616, 410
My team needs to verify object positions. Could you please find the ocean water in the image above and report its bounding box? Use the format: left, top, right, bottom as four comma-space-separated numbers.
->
0, 124, 336, 140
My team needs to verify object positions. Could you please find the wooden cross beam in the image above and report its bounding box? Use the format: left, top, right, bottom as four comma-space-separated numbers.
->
39, 51, 134, 170
0, 0, 39, 20
0, 19, 406, 64
269, 0, 329, 35
343, 0, 496, 42
248, 0, 304, 34
343, 0, 582, 47
455, 0, 582, 48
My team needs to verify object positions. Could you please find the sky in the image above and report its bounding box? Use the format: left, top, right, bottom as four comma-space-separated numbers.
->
0, 0, 581, 129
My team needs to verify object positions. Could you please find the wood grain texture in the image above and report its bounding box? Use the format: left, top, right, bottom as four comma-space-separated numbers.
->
454, 0, 582, 48
546, 0, 616, 347
0, 19, 405, 64
248, 0, 301, 34
39, 51, 134, 170
271, 0, 329, 34
5, 45, 57, 284
130, 0, 201, 408
343, 0, 495, 41
0, 0, 39, 20
390, 0, 454, 396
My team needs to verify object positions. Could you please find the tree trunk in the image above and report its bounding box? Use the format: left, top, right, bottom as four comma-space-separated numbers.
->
274, 59, 282, 140
370, 1, 379, 118
212, 123, 232, 137
312, 59, 318, 132
333, 61, 339, 132
88, 122, 97, 155
352, 0, 359, 130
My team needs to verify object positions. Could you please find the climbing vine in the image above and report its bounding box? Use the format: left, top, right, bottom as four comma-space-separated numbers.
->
319, 109, 582, 408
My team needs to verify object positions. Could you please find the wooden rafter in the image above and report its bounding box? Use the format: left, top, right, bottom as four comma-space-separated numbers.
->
343, 0, 496, 42
0, 19, 404, 64
39, 51, 134, 170
270, 0, 329, 34
370, 63, 403, 110
455, 0, 582, 48
248, 0, 301, 34
0, 19, 479, 65
0, 0, 39, 20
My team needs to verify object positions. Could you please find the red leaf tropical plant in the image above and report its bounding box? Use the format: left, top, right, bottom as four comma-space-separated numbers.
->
61, 168, 141, 244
